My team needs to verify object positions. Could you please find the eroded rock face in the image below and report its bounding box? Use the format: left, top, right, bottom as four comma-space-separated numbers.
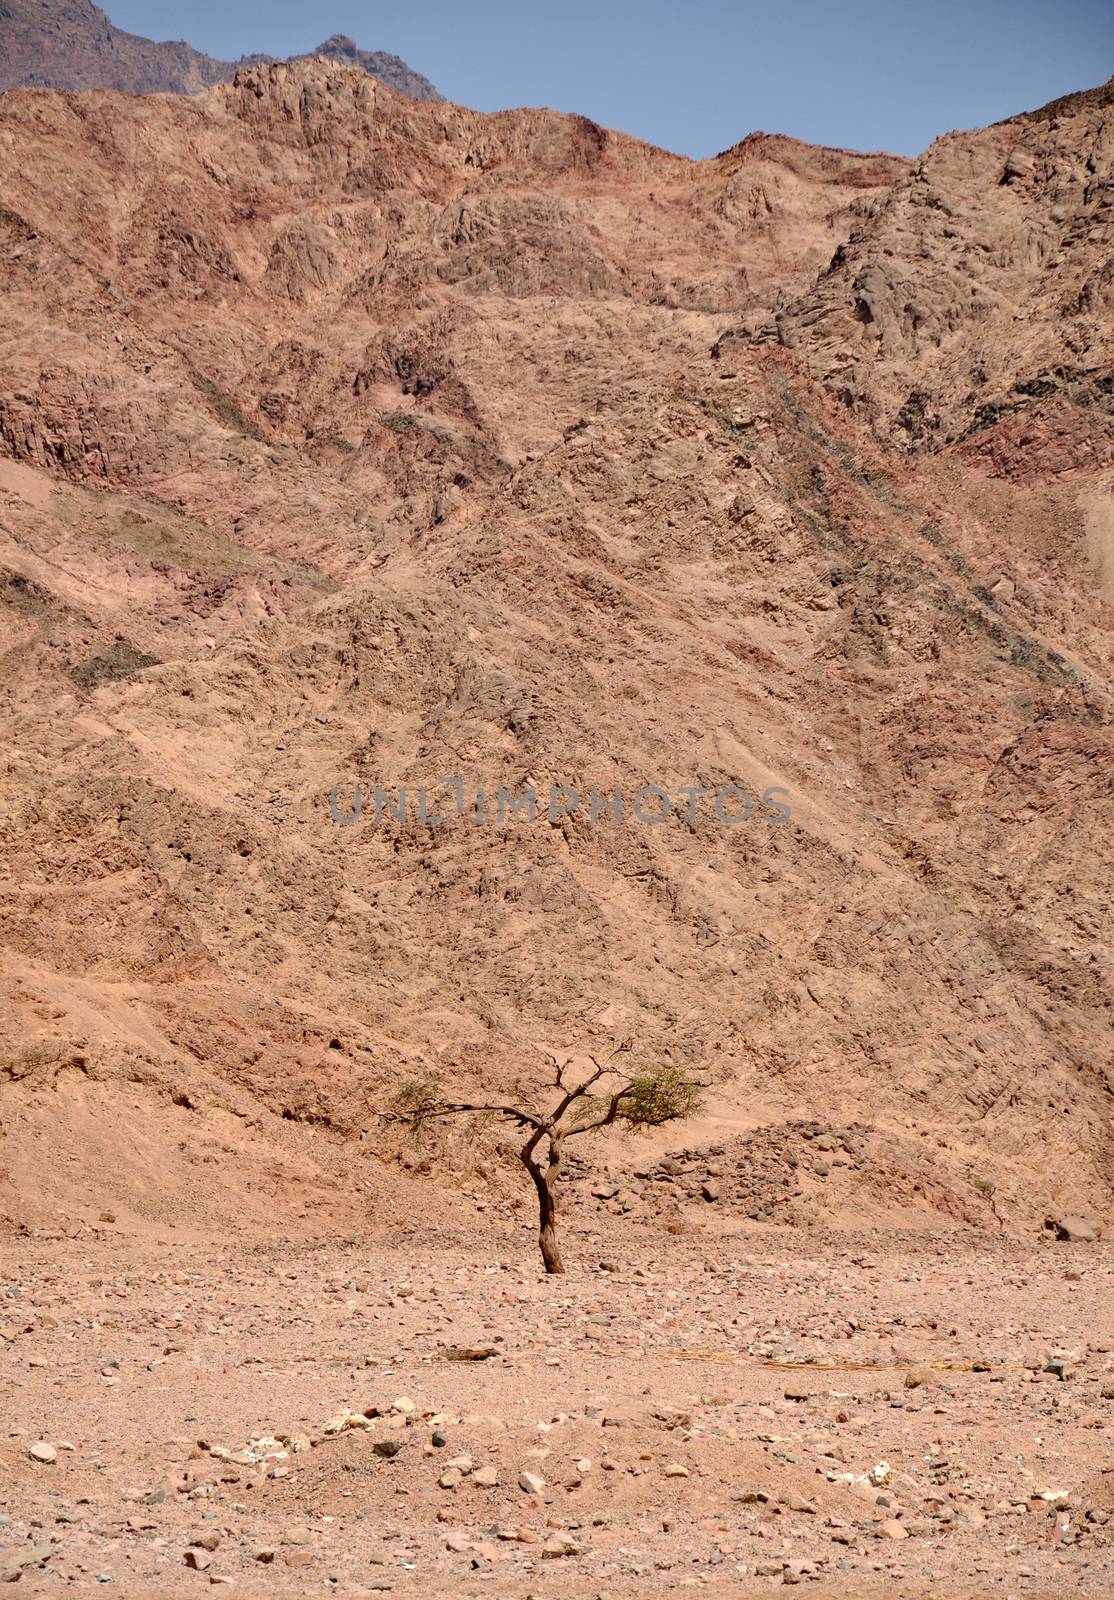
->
721, 76, 1114, 475
0, 60, 1111, 1238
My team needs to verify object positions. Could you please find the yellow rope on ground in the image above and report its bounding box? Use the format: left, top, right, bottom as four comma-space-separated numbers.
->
581, 1349, 1027, 1372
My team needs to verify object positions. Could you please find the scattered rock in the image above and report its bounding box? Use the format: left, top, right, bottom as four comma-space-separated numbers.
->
541, 1532, 579, 1558
1046, 1215, 1101, 1243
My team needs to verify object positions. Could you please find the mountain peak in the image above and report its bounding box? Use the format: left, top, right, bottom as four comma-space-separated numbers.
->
0, 0, 442, 98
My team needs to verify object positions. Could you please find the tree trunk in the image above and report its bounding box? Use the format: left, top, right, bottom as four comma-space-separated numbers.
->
538, 1182, 564, 1274
523, 1141, 564, 1274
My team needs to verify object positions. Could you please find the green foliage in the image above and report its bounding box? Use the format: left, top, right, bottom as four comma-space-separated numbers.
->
571, 1067, 703, 1131
391, 1074, 444, 1122
615, 1068, 703, 1130
570, 1092, 606, 1125
382, 410, 418, 433
1, 1043, 59, 1082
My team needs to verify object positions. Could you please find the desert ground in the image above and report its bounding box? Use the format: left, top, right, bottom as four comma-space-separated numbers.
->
3, 1218, 1113, 1597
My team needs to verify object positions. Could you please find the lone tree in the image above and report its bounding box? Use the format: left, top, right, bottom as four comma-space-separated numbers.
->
385, 1041, 703, 1274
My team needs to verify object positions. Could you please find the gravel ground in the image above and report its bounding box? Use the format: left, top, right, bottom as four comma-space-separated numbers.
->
2, 1223, 1111, 1596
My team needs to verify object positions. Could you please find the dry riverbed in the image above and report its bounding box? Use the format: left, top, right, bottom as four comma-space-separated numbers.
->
1, 1224, 1111, 1597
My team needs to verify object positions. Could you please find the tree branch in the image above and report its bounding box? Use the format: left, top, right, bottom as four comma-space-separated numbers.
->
542, 1051, 572, 1090
564, 1083, 636, 1137
382, 1101, 543, 1131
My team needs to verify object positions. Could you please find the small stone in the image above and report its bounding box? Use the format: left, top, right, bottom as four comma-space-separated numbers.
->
29, 1442, 57, 1464
184, 1548, 211, 1570
472, 1466, 499, 1488
252, 1548, 276, 1563
284, 1550, 313, 1569
373, 1438, 404, 1458
541, 1532, 579, 1558
663, 1462, 690, 1477
518, 1470, 545, 1495
877, 1519, 908, 1540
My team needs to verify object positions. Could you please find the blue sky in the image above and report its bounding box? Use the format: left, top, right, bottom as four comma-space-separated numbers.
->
108, 0, 1114, 158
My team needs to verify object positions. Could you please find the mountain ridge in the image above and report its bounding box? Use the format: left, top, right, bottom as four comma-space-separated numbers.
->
0, 0, 442, 98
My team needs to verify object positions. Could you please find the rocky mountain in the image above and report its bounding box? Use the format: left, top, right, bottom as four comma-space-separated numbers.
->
722, 75, 1114, 474
0, 60, 1110, 1241
0, 0, 441, 98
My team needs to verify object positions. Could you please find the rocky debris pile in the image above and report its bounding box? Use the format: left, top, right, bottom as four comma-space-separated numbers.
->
168, 1394, 435, 1502
567, 1121, 873, 1223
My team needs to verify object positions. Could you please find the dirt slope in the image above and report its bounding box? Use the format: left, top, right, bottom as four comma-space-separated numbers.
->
0, 61, 1111, 1242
